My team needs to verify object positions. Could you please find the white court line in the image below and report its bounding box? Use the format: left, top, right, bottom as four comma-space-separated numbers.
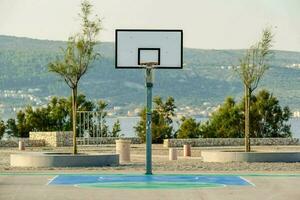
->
74, 182, 227, 189
46, 175, 59, 185
239, 176, 256, 187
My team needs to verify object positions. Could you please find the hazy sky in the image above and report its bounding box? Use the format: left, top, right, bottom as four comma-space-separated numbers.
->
0, 0, 299, 51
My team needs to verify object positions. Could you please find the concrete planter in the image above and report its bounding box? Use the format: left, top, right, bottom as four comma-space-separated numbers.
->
201, 151, 300, 162
10, 152, 119, 167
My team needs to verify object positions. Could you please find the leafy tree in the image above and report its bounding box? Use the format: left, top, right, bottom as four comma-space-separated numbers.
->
110, 120, 122, 137
135, 96, 176, 143
96, 100, 109, 137
48, 0, 101, 154
177, 117, 201, 139
152, 96, 176, 143
46, 94, 93, 132
47, 97, 70, 131
200, 90, 291, 139
200, 97, 243, 138
16, 111, 31, 138
234, 28, 273, 152
154, 96, 176, 125
6, 118, 18, 137
0, 120, 5, 139
135, 108, 147, 142
76, 95, 95, 112
24, 106, 51, 131
11, 94, 94, 137
249, 90, 291, 138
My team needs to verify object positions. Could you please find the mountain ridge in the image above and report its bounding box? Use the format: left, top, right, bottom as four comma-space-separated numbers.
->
2, 34, 300, 53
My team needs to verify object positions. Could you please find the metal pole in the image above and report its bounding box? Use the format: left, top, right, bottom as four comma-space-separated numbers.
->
97, 112, 100, 145
100, 112, 102, 145
83, 112, 86, 145
93, 112, 95, 144
145, 67, 153, 175
87, 112, 90, 145
79, 112, 81, 137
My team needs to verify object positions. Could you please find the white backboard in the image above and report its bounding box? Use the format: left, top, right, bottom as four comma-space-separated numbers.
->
115, 29, 183, 69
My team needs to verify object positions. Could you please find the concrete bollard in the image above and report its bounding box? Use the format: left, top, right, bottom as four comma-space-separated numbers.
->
18, 141, 25, 151
183, 144, 191, 157
115, 139, 131, 163
169, 148, 177, 160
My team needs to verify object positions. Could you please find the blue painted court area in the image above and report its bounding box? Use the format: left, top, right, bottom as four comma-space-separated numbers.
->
49, 174, 253, 189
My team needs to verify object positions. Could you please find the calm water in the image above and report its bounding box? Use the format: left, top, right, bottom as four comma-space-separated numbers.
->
107, 117, 300, 138
290, 118, 300, 138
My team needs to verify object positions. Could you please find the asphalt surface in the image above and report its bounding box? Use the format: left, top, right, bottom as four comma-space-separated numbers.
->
0, 173, 300, 200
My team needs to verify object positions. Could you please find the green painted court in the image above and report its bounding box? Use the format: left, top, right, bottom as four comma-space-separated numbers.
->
0, 173, 299, 200
48, 174, 253, 189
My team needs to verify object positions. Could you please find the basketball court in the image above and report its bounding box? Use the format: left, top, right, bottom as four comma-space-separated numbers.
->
2, 29, 299, 200
0, 173, 300, 200
48, 174, 252, 189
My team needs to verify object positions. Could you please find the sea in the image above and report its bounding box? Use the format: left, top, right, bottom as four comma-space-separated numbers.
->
106, 117, 300, 138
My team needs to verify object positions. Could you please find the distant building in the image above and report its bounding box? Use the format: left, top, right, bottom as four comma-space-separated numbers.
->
113, 106, 121, 111
134, 108, 142, 115
293, 111, 300, 118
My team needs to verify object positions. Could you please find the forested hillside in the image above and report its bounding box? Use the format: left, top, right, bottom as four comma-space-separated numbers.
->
1, 35, 300, 118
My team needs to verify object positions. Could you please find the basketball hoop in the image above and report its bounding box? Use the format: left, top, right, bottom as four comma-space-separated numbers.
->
115, 29, 183, 175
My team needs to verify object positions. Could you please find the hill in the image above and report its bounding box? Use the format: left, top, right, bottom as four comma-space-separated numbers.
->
1, 35, 300, 118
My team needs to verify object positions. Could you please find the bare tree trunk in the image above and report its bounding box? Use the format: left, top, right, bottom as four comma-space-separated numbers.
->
72, 87, 78, 154
244, 85, 251, 152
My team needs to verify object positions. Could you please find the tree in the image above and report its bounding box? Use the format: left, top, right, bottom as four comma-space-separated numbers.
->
135, 96, 176, 143
110, 120, 122, 137
6, 118, 18, 137
96, 100, 109, 137
48, 0, 101, 154
24, 106, 51, 132
0, 120, 5, 140
200, 97, 243, 138
47, 97, 70, 131
177, 117, 201, 139
200, 90, 291, 139
9, 95, 94, 138
76, 95, 95, 112
135, 108, 147, 142
234, 28, 273, 152
16, 110, 31, 138
249, 90, 291, 138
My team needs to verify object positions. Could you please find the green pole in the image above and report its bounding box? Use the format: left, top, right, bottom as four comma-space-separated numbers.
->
145, 67, 153, 175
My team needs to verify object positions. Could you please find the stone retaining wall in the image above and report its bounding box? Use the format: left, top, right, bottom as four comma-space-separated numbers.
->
29, 131, 73, 147
0, 135, 142, 148
77, 137, 142, 145
163, 138, 300, 148
0, 138, 45, 147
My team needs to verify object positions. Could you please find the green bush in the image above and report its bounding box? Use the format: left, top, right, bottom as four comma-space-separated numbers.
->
135, 96, 175, 143
200, 89, 291, 138
177, 117, 201, 138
